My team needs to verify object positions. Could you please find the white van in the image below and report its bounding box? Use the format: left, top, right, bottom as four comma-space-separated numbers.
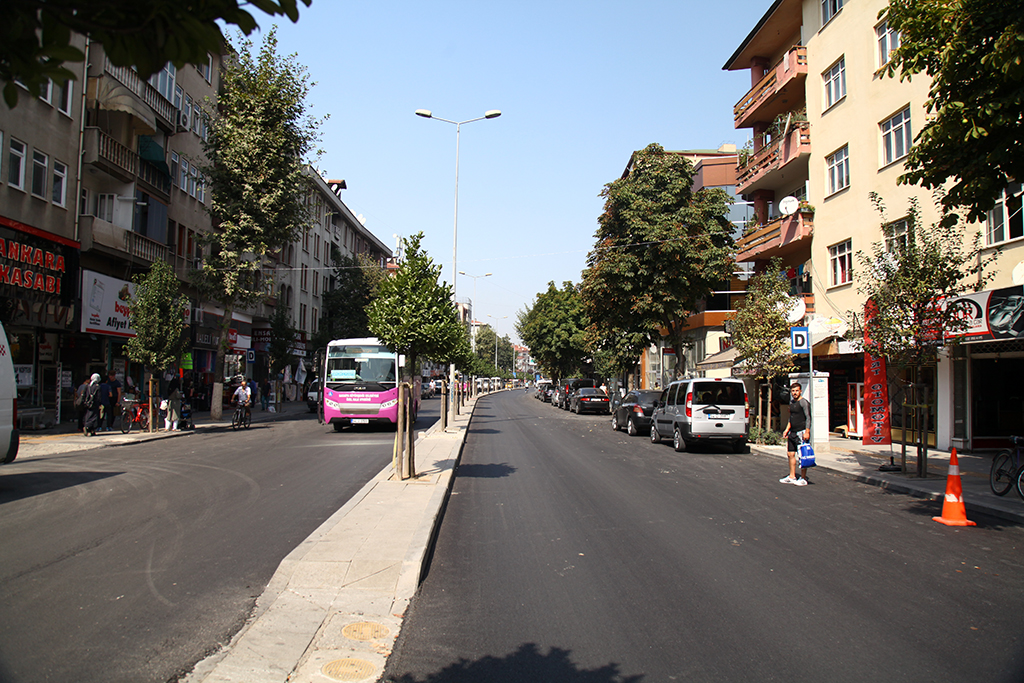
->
0, 322, 19, 463
650, 378, 749, 453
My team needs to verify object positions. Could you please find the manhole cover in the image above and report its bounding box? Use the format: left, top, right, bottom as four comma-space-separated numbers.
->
342, 621, 391, 641
321, 658, 376, 681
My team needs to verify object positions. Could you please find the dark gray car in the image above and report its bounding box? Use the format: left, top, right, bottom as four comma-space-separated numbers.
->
611, 390, 662, 437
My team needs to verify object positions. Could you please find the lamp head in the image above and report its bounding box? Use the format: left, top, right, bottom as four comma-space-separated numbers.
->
415, 109, 432, 119
484, 110, 502, 119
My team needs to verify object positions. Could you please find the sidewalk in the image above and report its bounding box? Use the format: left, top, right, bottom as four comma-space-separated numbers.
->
16, 400, 313, 459
750, 434, 1024, 525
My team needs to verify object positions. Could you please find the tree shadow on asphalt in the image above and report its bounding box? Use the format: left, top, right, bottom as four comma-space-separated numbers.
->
455, 462, 516, 478
0, 470, 122, 503
383, 642, 643, 683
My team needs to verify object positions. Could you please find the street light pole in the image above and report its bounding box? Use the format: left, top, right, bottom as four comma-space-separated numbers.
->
458, 271, 492, 330
488, 314, 508, 373
416, 109, 500, 425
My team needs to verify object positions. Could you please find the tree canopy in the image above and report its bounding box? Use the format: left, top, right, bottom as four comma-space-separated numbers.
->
367, 233, 466, 377
1, 0, 311, 108
581, 143, 735, 379
516, 281, 588, 380
884, 0, 1024, 221
124, 260, 190, 372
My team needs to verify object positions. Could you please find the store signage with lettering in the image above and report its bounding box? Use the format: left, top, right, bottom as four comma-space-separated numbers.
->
0, 218, 80, 310
946, 285, 1024, 342
80, 270, 137, 337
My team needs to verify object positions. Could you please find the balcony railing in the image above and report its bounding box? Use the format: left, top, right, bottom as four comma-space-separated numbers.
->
736, 121, 811, 193
83, 127, 138, 182
125, 230, 170, 264
735, 211, 814, 263
103, 58, 177, 127
734, 46, 808, 128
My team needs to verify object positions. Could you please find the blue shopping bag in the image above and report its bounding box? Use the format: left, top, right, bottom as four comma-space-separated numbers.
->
798, 441, 816, 468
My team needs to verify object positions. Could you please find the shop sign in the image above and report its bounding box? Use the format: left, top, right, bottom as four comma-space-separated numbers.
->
252, 329, 272, 344
863, 300, 892, 446
14, 364, 33, 387
946, 284, 1024, 342
0, 219, 79, 305
81, 270, 136, 338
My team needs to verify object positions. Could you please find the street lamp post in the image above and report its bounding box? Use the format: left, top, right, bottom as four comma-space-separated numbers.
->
488, 314, 508, 373
458, 271, 492, 330
416, 109, 501, 425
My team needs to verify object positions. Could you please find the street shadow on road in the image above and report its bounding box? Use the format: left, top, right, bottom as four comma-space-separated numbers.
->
0, 470, 122, 504
455, 462, 516, 478
384, 643, 643, 683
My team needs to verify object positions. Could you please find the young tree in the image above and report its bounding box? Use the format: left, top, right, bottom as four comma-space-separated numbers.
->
581, 143, 735, 379
267, 304, 296, 375
124, 260, 190, 373
194, 27, 321, 418
367, 232, 465, 382
1, 0, 311, 108
884, 0, 1024, 221
516, 281, 588, 380
853, 193, 999, 372
730, 258, 796, 438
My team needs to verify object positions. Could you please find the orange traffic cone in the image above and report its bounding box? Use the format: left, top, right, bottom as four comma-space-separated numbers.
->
932, 448, 977, 527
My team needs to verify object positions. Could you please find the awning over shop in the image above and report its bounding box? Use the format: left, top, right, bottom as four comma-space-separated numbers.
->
696, 346, 740, 370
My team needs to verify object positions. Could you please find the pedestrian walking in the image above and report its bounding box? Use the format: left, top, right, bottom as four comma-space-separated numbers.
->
97, 375, 113, 432
83, 374, 102, 436
106, 370, 122, 431
781, 382, 811, 486
165, 377, 182, 431
74, 376, 90, 432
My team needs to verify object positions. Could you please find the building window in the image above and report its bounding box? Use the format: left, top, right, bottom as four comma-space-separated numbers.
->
313, 270, 318, 296
52, 160, 67, 207
188, 165, 197, 197
31, 150, 48, 198
884, 219, 908, 252
986, 183, 1023, 246
192, 103, 201, 135
180, 158, 189, 190
881, 107, 912, 166
170, 152, 179, 187
826, 146, 849, 195
8, 138, 26, 190
877, 20, 901, 67
302, 229, 310, 252
38, 79, 52, 104
79, 187, 89, 216
314, 234, 320, 261
149, 62, 176, 102
823, 57, 846, 109
301, 264, 308, 291
57, 80, 73, 115
198, 54, 212, 82
299, 303, 307, 331
829, 240, 853, 286
311, 308, 318, 334
95, 193, 115, 222
822, 0, 843, 24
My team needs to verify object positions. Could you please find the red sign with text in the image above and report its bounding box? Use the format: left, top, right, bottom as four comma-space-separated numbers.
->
863, 300, 892, 445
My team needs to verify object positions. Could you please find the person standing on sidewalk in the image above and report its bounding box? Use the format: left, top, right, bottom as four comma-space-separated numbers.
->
164, 377, 182, 431
97, 375, 113, 432
83, 374, 103, 436
781, 382, 811, 486
105, 370, 122, 432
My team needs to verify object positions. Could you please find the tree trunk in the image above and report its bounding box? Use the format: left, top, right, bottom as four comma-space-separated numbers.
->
211, 301, 235, 420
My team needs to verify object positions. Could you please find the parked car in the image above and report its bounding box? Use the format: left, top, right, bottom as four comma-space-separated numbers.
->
569, 387, 611, 414
542, 384, 555, 403
557, 378, 596, 410
650, 378, 749, 453
611, 389, 662, 437
306, 378, 321, 412
535, 381, 552, 400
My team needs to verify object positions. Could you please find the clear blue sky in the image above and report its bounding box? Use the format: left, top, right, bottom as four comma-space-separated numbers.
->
266, 0, 769, 344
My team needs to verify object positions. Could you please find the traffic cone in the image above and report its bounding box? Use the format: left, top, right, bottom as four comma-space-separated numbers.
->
932, 448, 977, 527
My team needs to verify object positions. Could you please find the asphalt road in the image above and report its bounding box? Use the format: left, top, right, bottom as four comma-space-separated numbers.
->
0, 400, 439, 683
384, 390, 1024, 683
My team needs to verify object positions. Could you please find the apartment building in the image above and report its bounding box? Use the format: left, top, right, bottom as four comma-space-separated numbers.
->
725, 0, 1024, 450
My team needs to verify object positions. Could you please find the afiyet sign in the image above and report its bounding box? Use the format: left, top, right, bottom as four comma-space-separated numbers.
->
80, 270, 136, 338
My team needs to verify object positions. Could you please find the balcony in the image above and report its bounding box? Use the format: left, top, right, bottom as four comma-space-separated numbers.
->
735, 211, 813, 263
734, 46, 807, 129
80, 215, 170, 264
83, 127, 138, 182
736, 121, 811, 195
103, 58, 177, 129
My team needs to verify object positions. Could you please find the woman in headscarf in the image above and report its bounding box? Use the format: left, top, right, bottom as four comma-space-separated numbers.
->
84, 373, 102, 436
165, 376, 181, 431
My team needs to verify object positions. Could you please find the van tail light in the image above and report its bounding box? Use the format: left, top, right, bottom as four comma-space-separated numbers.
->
685, 391, 692, 418
744, 391, 749, 419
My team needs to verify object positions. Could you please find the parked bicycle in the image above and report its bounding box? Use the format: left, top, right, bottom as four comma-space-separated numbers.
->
989, 435, 1024, 497
231, 401, 251, 430
120, 397, 150, 434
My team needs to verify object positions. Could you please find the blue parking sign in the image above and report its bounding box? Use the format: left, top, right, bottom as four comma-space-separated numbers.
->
791, 327, 810, 354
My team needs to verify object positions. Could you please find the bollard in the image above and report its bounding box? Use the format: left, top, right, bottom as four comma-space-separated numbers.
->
440, 380, 448, 431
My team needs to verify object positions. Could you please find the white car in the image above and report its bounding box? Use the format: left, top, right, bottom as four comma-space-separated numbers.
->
0, 322, 19, 463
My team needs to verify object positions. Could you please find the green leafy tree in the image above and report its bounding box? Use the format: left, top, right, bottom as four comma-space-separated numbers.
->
1, 0, 311, 108
367, 232, 465, 381
124, 260, 190, 373
312, 250, 382, 349
853, 193, 999, 371
730, 258, 796, 438
581, 143, 735, 379
516, 281, 588, 380
473, 325, 514, 374
193, 27, 321, 418
884, 0, 1024, 221
267, 303, 296, 375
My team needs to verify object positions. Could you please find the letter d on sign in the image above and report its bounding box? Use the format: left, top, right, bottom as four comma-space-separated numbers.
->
791, 327, 810, 354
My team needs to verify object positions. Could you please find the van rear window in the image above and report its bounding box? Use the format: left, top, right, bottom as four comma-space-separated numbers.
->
692, 382, 745, 406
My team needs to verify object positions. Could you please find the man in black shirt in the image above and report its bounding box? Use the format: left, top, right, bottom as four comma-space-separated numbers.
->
781, 382, 811, 486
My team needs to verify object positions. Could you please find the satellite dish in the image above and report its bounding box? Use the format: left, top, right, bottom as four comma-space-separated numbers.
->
779, 296, 806, 323
1013, 261, 1024, 285
779, 196, 800, 216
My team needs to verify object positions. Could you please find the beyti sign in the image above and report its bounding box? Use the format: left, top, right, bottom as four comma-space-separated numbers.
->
81, 270, 136, 337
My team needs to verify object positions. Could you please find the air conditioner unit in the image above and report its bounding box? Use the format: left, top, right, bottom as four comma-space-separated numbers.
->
176, 110, 189, 132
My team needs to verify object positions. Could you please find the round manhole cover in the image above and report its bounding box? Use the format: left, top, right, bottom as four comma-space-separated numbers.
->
342, 621, 391, 641
321, 658, 376, 681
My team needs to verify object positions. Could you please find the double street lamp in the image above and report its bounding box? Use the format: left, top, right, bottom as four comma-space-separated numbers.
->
488, 314, 508, 371
416, 108, 501, 423
459, 271, 492, 327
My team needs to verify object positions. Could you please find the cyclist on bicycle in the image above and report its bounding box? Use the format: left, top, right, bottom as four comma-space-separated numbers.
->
232, 378, 252, 420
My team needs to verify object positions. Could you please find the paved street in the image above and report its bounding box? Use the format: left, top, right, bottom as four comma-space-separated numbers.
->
0, 401, 438, 683
384, 390, 1024, 683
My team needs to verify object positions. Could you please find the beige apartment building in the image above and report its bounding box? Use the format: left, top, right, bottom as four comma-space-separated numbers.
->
726, 0, 1024, 451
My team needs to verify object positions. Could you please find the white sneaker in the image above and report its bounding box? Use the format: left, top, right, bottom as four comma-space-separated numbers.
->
793, 477, 808, 486
780, 476, 795, 484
